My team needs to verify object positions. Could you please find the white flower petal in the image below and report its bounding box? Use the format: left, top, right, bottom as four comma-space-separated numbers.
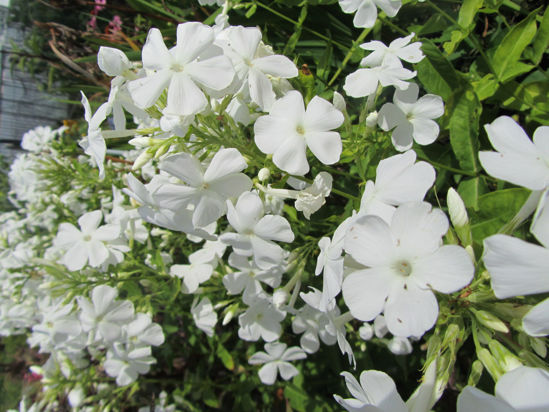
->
204, 148, 247, 182
522, 298, 549, 337
495, 366, 549, 410
457, 386, 514, 412
342, 268, 394, 321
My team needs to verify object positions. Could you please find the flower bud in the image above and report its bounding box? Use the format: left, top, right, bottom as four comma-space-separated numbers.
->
258, 167, 270, 182
273, 289, 289, 308
467, 360, 484, 386
365, 111, 378, 128
387, 337, 413, 355
447, 188, 469, 228
530, 337, 547, 358
489, 339, 522, 373
333, 91, 346, 113
359, 323, 373, 340
132, 150, 154, 170
128, 136, 152, 148
477, 347, 504, 381
154, 142, 170, 159
471, 308, 509, 333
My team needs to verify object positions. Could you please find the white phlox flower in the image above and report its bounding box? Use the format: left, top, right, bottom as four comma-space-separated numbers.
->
191, 297, 217, 337
53, 210, 124, 271
124, 313, 165, 347
220, 191, 294, 270
359, 150, 436, 222
77, 285, 135, 343
335, 363, 438, 412
248, 342, 306, 385
21, 125, 62, 153
479, 116, 549, 191
155, 148, 252, 228
188, 239, 227, 266
217, 25, 298, 111
258, 172, 333, 219
80, 92, 110, 179
223, 252, 284, 305
123, 174, 215, 240
238, 297, 286, 342
169, 262, 213, 293
292, 288, 338, 353
254, 90, 344, 176
378, 83, 445, 151
128, 22, 235, 116
343, 61, 416, 98
457, 366, 549, 412
106, 186, 149, 244
483, 228, 549, 337
334, 370, 408, 411
338, 0, 401, 28
360, 33, 424, 68
104, 342, 156, 386
342, 202, 475, 337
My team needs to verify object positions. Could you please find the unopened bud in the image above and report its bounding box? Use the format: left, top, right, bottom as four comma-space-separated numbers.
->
465, 245, 475, 261
258, 167, 270, 182
471, 308, 509, 333
132, 150, 154, 170
447, 188, 469, 228
530, 337, 547, 358
222, 303, 238, 326
273, 289, 289, 308
477, 347, 504, 381
359, 323, 373, 341
365, 111, 378, 128
154, 142, 170, 159
467, 360, 484, 386
128, 136, 152, 148
488, 339, 522, 373
333, 91, 346, 113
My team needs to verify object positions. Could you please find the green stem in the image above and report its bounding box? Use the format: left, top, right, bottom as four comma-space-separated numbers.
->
254, 1, 348, 50
328, 27, 371, 86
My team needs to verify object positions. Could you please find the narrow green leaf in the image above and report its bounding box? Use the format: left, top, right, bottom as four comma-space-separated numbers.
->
458, 0, 484, 28
470, 188, 530, 241
471, 74, 499, 101
492, 10, 538, 81
448, 88, 482, 173
216, 344, 235, 371
458, 177, 486, 210
417, 42, 464, 100
283, 5, 307, 55
530, 6, 549, 64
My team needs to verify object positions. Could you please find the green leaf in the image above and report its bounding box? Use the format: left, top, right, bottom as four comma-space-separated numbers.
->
417, 42, 464, 100
491, 10, 538, 82
458, 177, 486, 210
471, 188, 530, 241
458, 0, 484, 27
245, 4, 257, 18
284, 5, 308, 55
530, 6, 549, 64
448, 88, 482, 173
216, 343, 235, 371
285, 383, 308, 412
471, 74, 499, 101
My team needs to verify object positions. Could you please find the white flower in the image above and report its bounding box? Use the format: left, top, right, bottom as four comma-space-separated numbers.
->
334, 370, 408, 411
220, 191, 294, 270
155, 148, 252, 228
77, 285, 135, 343
219, 26, 298, 111
191, 297, 217, 337
360, 33, 424, 68
104, 342, 156, 386
54, 210, 123, 271
344, 62, 415, 98
128, 22, 235, 115
248, 342, 306, 385
359, 150, 436, 223
338, 0, 401, 28
169, 262, 213, 293
292, 288, 338, 353
479, 116, 549, 191
378, 83, 444, 151
342, 202, 474, 337
483, 233, 549, 337
457, 367, 549, 412
223, 253, 283, 304
254, 90, 344, 175
124, 313, 165, 347
80, 92, 110, 179
20, 126, 59, 153
238, 297, 286, 342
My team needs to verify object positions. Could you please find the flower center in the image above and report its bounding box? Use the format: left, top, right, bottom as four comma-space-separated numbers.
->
394, 260, 412, 277
171, 63, 184, 72
83, 234, 92, 241
296, 125, 305, 135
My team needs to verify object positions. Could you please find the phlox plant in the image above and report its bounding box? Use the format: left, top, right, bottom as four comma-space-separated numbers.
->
1, 0, 549, 411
